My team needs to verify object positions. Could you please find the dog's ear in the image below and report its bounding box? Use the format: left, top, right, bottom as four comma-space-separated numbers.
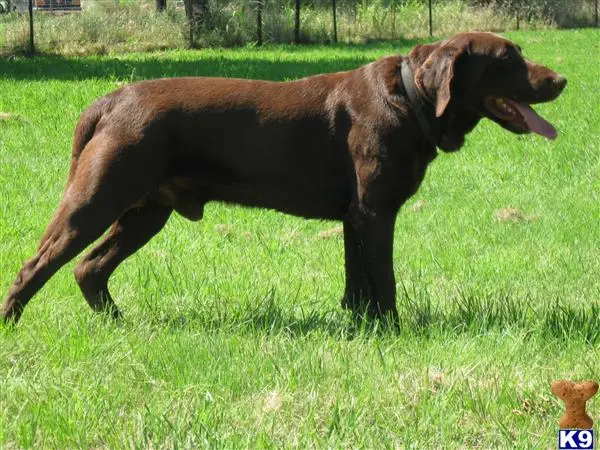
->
415, 41, 471, 117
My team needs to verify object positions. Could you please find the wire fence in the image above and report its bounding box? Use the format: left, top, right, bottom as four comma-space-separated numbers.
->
1, 0, 598, 55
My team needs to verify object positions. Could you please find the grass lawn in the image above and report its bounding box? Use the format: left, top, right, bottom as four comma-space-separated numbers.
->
1, 29, 599, 448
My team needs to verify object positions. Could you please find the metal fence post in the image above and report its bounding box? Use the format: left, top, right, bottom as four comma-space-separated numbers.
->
28, 0, 34, 55
428, 0, 433, 37
391, 1, 396, 40
595, 0, 598, 27
332, 0, 337, 43
256, 0, 263, 46
295, 0, 300, 43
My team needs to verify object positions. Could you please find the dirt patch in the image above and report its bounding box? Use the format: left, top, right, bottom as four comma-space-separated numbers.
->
317, 225, 343, 239
215, 223, 235, 236
282, 229, 302, 244
0, 112, 26, 122
428, 370, 445, 394
409, 199, 428, 212
494, 207, 540, 223
263, 390, 283, 413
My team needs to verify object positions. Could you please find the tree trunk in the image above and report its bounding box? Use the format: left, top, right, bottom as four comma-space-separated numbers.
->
155, 0, 166, 12
196, 0, 211, 29
183, 0, 211, 28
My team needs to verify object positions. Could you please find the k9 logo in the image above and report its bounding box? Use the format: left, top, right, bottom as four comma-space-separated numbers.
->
558, 429, 594, 450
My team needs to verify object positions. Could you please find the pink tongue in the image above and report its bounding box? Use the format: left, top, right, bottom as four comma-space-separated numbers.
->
505, 99, 557, 140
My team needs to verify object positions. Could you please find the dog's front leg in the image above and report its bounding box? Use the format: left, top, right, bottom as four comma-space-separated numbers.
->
346, 212, 398, 319
341, 219, 371, 312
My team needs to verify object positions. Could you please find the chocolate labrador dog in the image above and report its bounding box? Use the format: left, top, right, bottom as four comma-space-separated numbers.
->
1, 32, 566, 323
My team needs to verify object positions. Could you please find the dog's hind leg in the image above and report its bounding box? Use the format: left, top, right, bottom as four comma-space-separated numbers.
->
1, 135, 167, 324
1, 200, 118, 324
74, 201, 172, 316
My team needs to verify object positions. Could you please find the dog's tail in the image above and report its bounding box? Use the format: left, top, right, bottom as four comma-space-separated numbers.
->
66, 95, 113, 184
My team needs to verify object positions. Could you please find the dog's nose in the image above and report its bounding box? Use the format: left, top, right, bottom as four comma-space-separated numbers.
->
553, 75, 567, 92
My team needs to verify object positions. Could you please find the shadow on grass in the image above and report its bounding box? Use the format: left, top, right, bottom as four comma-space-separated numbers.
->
147, 289, 600, 344
0, 38, 431, 82
396, 290, 600, 344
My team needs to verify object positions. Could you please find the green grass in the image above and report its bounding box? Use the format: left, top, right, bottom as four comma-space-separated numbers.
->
1, 29, 599, 447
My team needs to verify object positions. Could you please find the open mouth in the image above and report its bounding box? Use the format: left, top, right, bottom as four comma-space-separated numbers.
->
483, 97, 557, 140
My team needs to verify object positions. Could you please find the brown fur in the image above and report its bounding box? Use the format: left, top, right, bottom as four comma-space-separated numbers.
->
1, 32, 566, 323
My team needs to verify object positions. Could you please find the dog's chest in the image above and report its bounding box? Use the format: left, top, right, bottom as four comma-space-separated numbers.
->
393, 142, 437, 204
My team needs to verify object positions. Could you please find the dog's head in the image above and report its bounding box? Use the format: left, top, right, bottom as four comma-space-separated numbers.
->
408, 32, 567, 151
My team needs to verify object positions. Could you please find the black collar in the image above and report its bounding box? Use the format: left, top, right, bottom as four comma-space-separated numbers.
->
400, 60, 439, 147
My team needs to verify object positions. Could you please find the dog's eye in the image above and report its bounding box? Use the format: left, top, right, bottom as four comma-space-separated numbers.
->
488, 56, 518, 77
